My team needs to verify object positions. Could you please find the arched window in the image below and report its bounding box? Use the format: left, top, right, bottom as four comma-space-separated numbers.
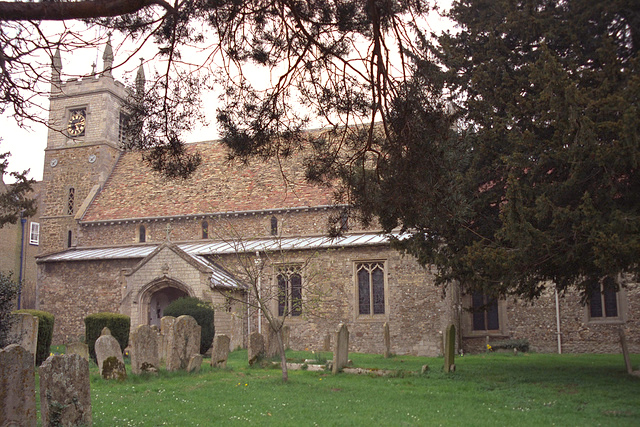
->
277, 266, 302, 317
67, 187, 75, 215
271, 216, 278, 236
202, 220, 209, 239
139, 225, 146, 243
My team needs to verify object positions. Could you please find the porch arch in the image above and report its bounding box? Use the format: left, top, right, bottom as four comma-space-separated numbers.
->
138, 277, 193, 328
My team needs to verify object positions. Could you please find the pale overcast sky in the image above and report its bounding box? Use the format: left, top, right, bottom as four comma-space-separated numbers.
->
1, 2, 453, 184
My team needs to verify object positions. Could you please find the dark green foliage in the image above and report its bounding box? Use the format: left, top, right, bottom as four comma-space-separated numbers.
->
14, 309, 54, 365
0, 271, 19, 348
84, 312, 130, 361
0, 150, 36, 227
489, 339, 529, 353
163, 297, 215, 354
341, 0, 640, 301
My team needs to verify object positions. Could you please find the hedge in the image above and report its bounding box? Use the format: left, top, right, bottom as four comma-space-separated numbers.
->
85, 312, 130, 361
13, 309, 54, 365
164, 297, 215, 354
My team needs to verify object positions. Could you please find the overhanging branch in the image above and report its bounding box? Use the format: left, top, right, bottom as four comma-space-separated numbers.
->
0, 0, 175, 21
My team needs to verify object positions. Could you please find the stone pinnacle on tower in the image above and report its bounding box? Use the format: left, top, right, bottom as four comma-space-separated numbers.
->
102, 33, 114, 77
136, 58, 145, 95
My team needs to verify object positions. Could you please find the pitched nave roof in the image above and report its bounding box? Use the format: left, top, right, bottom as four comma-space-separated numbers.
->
82, 141, 333, 222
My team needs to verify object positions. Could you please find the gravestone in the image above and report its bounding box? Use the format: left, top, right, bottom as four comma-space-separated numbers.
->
248, 331, 264, 366
10, 312, 39, 364
65, 342, 90, 361
211, 334, 231, 368
165, 315, 201, 371
95, 329, 126, 380
323, 333, 331, 352
332, 323, 349, 374
187, 354, 203, 373
443, 324, 456, 373
160, 316, 176, 362
383, 322, 391, 358
0, 344, 36, 426
39, 353, 91, 427
130, 324, 159, 374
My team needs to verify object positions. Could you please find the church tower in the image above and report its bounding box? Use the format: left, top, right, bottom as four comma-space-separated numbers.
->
41, 38, 143, 254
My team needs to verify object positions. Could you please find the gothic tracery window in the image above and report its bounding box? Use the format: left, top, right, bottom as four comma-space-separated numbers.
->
357, 262, 385, 315
277, 265, 302, 317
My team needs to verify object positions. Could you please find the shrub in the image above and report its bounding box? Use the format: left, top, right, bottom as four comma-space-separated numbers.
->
164, 297, 215, 354
0, 271, 19, 348
85, 312, 130, 360
489, 338, 529, 353
13, 309, 54, 365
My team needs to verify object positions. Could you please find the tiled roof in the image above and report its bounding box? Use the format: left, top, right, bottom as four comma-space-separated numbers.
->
82, 141, 334, 221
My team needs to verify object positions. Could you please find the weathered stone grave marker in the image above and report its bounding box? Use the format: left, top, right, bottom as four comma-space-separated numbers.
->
165, 315, 201, 371
10, 312, 39, 365
0, 344, 36, 426
187, 354, 203, 373
95, 329, 127, 380
39, 353, 91, 427
332, 323, 349, 374
211, 334, 231, 368
160, 316, 176, 362
248, 331, 264, 366
444, 324, 456, 373
130, 324, 159, 374
383, 322, 391, 358
65, 342, 90, 361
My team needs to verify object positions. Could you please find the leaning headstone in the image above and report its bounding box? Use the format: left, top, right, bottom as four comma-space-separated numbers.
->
187, 354, 203, 373
443, 324, 456, 373
39, 353, 91, 427
65, 342, 90, 361
0, 344, 36, 426
130, 324, 159, 374
101, 326, 111, 336
383, 322, 391, 358
95, 330, 126, 380
248, 331, 264, 366
165, 315, 201, 371
332, 323, 349, 374
10, 312, 39, 364
211, 334, 231, 368
160, 316, 176, 362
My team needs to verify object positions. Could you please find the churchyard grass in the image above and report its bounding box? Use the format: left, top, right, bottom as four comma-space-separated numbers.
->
36, 350, 639, 426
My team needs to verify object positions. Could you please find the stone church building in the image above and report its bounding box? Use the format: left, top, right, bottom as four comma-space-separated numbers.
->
34, 44, 638, 356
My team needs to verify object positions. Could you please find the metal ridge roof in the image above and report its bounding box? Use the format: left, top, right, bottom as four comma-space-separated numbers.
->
37, 232, 397, 263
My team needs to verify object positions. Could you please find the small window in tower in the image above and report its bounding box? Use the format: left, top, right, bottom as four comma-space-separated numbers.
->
139, 225, 146, 243
271, 216, 278, 236
118, 112, 129, 145
67, 230, 73, 248
202, 220, 209, 239
67, 187, 75, 215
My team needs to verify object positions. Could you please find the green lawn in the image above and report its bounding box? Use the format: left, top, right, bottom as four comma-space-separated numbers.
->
41, 349, 640, 426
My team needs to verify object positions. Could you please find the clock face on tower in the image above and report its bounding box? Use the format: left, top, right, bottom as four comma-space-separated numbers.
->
67, 109, 86, 137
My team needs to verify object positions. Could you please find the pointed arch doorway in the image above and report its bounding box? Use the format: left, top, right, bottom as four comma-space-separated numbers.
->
140, 278, 191, 328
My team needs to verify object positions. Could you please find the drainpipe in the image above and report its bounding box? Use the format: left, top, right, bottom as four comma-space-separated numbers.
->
555, 288, 562, 354
18, 213, 26, 309
255, 251, 262, 334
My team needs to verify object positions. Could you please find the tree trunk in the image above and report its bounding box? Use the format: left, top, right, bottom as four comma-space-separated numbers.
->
276, 327, 288, 382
